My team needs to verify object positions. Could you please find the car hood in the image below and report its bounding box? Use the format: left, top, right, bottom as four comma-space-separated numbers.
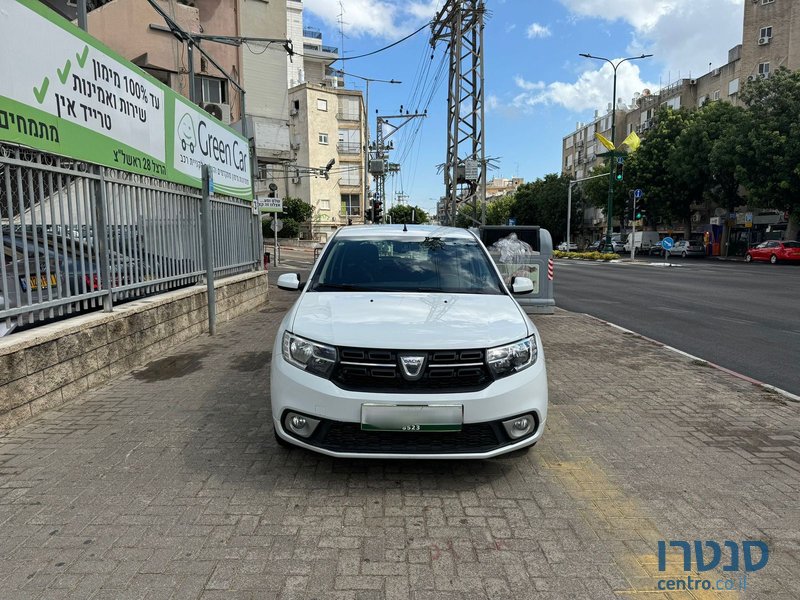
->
288, 292, 530, 349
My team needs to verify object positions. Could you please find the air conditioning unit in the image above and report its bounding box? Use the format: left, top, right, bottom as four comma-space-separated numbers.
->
201, 102, 231, 124
291, 177, 300, 184
289, 108, 298, 117
290, 142, 300, 151
712, 68, 721, 76
758, 37, 769, 45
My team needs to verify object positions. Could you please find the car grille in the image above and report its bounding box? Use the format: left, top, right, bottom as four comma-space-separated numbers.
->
307, 420, 511, 454
331, 347, 493, 393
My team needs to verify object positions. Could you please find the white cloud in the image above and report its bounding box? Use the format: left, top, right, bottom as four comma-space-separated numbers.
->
303, 0, 442, 38
559, 0, 743, 80
511, 61, 657, 113
526, 23, 552, 39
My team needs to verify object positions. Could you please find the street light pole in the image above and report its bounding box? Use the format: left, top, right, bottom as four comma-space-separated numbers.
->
335, 71, 401, 222
579, 53, 651, 252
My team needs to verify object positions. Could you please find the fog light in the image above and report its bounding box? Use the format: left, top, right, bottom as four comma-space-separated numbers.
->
502, 413, 535, 439
284, 412, 320, 439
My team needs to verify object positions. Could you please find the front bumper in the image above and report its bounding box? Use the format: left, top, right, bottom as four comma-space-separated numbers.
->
269, 348, 548, 459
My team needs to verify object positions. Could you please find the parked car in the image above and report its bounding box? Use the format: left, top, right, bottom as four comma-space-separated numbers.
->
270, 225, 548, 459
745, 240, 800, 264
667, 239, 705, 258
557, 241, 578, 251
585, 240, 602, 252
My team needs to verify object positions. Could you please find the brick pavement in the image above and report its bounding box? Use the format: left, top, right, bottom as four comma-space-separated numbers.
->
0, 263, 798, 599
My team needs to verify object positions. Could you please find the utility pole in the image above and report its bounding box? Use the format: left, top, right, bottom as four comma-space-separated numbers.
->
431, 0, 486, 227
370, 112, 425, 223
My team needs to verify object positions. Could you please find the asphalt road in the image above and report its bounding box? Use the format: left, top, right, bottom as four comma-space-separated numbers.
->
553, 257, 800, 396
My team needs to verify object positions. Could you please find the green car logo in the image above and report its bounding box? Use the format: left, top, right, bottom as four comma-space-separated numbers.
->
178, 114, 196, 153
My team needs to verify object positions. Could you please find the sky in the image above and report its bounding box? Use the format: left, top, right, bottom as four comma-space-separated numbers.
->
302, 0, 744, 216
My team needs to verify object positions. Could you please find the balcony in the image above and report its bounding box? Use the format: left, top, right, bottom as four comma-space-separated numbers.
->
303, 28, 322, 40
337, 112, 360, 122
337, 141, 361, 154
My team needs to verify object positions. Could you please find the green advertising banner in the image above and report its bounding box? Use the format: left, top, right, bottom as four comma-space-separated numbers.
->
0, 0, 252, 199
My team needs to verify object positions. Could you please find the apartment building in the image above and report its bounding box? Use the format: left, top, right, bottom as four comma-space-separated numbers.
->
486, 177, 525, 200
561, 109, 626, 181
562, 0, 798, 244
287, 83, 367, 241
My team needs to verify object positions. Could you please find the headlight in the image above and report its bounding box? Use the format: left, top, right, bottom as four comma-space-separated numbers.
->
282, 332, 337, 378
486, 335, 537, 379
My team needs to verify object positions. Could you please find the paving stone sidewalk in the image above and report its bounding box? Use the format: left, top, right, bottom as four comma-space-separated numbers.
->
0, 270, 797, 600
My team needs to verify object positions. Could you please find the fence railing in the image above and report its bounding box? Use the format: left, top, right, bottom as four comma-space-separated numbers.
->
1, 143, 261, 335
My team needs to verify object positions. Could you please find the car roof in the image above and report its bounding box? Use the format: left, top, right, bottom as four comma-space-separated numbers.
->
333, 225, 477, 240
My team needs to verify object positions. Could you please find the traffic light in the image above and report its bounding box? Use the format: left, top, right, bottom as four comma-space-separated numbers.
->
365, 207, 373, 223
373, 199, 383, 223
615, 158, 624, 181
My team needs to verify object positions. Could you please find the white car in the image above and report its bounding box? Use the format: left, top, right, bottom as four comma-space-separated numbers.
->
270, 225, 548, 459
557, 241, 578, 251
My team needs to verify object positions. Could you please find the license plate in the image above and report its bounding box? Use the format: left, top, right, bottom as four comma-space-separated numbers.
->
361, 404, 463, 432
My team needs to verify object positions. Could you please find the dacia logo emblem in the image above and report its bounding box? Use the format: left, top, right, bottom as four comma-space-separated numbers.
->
398, 354, 426, 381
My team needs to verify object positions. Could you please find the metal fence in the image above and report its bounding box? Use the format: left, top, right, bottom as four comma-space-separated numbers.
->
1, 143, 262, 335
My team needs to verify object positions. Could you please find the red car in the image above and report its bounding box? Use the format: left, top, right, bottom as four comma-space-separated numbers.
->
745, 240, 800, 264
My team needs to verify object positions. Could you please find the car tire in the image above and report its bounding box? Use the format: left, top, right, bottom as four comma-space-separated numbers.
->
770, 254, 778, 265
273, 427, 293, 448
745, 254, 752, 263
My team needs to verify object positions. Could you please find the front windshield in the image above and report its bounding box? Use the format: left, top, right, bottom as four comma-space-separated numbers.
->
309, 236, 505, 294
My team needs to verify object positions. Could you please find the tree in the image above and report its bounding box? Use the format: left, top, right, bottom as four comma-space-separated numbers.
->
510, 174, 574, 241
628, 106, 696, 227
734, 67, 800, 239
281, 197, 312, 223
387, 204, 429, 225
485, 194, 515, 226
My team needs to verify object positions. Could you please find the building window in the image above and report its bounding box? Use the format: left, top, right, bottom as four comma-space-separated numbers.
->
341, 194, 361, 216
760, 26, 773, 40
761, 0, 774, 5
759, 62, 770, 77
337, 129, 361, 154
712, 90, 721, 101
338, 96, 360, 120
319, 199, 330, 211
317, 98, 328, 111
318, 132, 329, 145
198, 76, 227, 104
340, 165, 361, 187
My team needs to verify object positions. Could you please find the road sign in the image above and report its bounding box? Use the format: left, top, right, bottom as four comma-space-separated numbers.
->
269, 217, 283, 233
508, 218, 517, 226
661, 237, 674, 250
634, 188, 643, 199
745, 212, 753, 228
255, 196, 283, 212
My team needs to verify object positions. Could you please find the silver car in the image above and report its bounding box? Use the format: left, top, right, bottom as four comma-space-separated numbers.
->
667, 239, 705, 258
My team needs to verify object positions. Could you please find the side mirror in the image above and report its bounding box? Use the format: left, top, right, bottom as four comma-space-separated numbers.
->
276, 273, 301, 291
510, 276, 534, 295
